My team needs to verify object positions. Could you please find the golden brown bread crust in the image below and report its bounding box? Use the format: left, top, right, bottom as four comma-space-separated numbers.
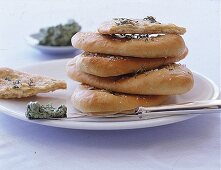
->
74, 48, 188, 77
0, 67, 67, 98
72, 84, 168, 114
71, 32, 186, 58
66, 60, 194, 95
98, 19, 186, 35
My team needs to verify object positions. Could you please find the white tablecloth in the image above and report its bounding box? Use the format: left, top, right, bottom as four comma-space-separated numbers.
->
0, 0, 220, 169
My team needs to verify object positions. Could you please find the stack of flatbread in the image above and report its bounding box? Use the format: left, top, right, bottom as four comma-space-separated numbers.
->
67, 17, 194, 115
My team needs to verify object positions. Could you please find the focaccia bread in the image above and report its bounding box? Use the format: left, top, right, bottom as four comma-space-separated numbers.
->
73, 48, 188, 77
66, 60, 194, 95
72, 84, 167, 114
98, 17, 186, 35
0, 67, 67, 98
71, 32, 186, 58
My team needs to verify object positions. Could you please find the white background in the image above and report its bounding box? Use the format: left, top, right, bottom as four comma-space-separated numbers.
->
0, 0, 220, 169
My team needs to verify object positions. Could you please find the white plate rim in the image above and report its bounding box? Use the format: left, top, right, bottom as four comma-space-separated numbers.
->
0, 59, 219, 130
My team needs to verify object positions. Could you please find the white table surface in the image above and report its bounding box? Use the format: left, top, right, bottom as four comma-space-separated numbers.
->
0, 0, 220, 169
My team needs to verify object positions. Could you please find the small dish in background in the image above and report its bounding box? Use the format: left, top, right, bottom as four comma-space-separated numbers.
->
26, 33, 77, 55
26, 19, 81, 55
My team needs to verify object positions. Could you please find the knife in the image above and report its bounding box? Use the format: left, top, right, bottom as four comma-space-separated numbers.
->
43, 100, 221, 121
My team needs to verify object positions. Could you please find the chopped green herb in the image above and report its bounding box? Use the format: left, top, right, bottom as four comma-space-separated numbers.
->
14, 80, 21, 84
113, 18, 138, 26
28, 78, 34, 86
26, 101, 67, 119
113, 16, 160, 25
4, 77, 11, 81
143, 16, 161, 24
12, 79, 21, 89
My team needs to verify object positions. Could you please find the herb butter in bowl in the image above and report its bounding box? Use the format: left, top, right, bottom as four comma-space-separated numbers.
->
26, 19, 81, 55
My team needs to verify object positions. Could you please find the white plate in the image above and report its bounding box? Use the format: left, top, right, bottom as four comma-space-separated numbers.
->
0, 59, 219, 130
26, 33, 78, 54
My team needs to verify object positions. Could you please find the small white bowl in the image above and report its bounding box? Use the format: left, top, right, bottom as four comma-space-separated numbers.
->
26, 33, 77, 55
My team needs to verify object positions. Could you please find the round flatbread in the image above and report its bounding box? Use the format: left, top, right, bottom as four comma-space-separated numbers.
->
74, 48, 188, 77
66, 60, 194, 95
72, 84, 168, 114
98, 18, 186, 35
71, 32, 186, 58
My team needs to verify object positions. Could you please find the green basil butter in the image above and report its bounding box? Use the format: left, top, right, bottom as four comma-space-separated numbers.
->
39, 19, 81, 46
26, 101, 67, 119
